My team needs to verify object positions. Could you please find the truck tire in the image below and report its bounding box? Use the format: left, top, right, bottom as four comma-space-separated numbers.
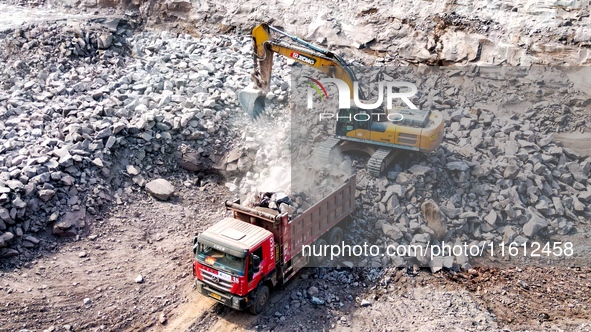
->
327, 227, 343, 246
249, 285, 270, 315
312, 238, 328, 266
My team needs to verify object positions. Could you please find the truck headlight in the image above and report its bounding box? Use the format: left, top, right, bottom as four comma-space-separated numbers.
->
232, 297, 240, 308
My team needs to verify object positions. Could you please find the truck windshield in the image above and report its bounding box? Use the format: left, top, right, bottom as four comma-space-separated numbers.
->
196, 245, 245, 276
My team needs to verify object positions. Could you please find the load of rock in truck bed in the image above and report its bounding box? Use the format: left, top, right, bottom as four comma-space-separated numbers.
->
241, 175, 350, 218
244, 191, 296, 216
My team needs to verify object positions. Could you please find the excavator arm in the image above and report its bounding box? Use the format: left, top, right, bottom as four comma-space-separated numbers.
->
239, 23, 361, 119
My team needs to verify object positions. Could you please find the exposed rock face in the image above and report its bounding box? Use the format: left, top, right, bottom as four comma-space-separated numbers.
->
9, 0, 589, 66
114, 1, 591, 65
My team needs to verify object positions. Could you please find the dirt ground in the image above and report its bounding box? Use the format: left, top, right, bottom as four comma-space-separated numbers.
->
0, 177, 231, 332
446, 267, 591, 331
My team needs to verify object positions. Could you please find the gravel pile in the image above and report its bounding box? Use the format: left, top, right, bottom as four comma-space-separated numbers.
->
0, 18, 258, 259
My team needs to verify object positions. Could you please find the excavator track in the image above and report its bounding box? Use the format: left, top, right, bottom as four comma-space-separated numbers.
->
313, 138, 342, 166
367, 148, 401, 177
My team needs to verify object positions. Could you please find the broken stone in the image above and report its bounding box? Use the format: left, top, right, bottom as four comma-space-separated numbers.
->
579, 191, 591, 202
446, 161, 469, 171
176, 145, 210, 172
0, 248, 19, 258
408, 165, 431, 176
52, 207, 86, 237
95, 127, 112, 139
159, 312, 167, 325
127, 165, 140, 175
38, 189, 56, 202
523, 207, 548, 237
381, 223, 403, 240
145, 179, 175, 200
307, 286, 319, 296
429, 256, 444, 273
421, 199, 447, 240
572, 196, 585, 212
484, 210, 497, 225
311, 296, 324, 305
13, 197, 27, 209
503, 165, 520, 179
360, 299, 372, 307
97, 34, 113, 49
92, 158, 104, 167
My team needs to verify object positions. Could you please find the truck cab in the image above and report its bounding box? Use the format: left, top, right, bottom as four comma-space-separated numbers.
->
193, 217, 276, 313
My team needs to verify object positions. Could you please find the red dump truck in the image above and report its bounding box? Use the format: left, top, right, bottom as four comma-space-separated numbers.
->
192, 175, 356, 314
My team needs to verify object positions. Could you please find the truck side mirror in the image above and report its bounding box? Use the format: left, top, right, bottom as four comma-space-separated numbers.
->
192, 235, 199, 255
252, 254, 261, 273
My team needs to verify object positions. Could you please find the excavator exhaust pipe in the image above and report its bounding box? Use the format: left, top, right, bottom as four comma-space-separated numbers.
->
238, 83, 266, 119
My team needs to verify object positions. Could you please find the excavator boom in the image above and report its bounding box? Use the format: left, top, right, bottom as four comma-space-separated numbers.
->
238, 23, 359, 119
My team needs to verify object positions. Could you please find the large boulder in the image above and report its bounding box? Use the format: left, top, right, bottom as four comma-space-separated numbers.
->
146, 179, 175, 201
381, 223, 403, 241
175, 144, 211, 172
523, 207, 548, 237
421, 199, 447, 240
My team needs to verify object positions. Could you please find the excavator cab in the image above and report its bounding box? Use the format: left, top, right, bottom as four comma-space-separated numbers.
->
335, 108, 374, 138
335, 108, 357, 136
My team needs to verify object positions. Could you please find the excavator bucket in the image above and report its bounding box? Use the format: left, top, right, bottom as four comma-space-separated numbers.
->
238, 83, 266, 119
239, 29, 273, 120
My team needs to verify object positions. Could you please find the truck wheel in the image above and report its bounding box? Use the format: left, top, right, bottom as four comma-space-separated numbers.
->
312, 238, 328, 266
328, 227, 343, 246
249, 285, 269, 315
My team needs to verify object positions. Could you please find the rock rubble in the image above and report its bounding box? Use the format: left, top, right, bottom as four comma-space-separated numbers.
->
282, 66, 591, 269
0, 18, 258, 259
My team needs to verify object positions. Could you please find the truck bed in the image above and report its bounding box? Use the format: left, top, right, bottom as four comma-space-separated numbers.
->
225, 174, 356, 269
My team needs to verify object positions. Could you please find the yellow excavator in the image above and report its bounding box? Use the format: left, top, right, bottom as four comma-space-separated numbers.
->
238, 23, 444, 176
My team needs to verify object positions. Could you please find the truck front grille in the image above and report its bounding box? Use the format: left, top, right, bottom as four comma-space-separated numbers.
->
200, 269, 232, 292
